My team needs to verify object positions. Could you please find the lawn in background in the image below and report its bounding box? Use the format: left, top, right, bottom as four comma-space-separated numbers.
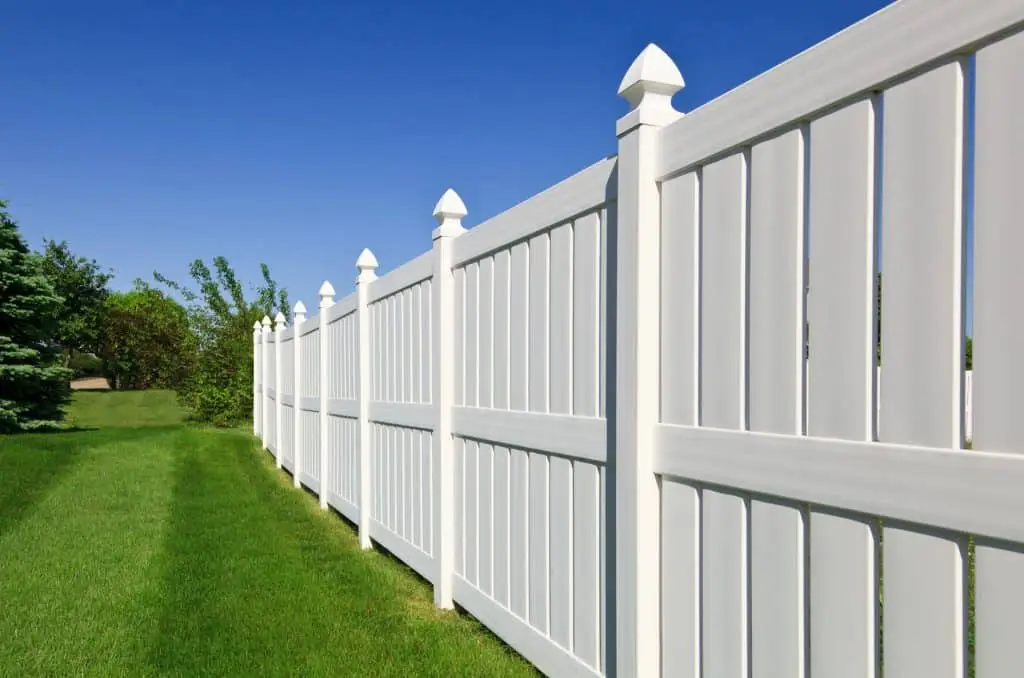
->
0, 391, 535, 677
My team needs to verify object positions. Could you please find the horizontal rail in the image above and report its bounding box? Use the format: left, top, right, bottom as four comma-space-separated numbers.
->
656, 0, 1024, 179
299, 321, 319, 338
452, 408, 606, 464
298, 472, 320, 495
299, 396, 319, 412
368, 402, 435, 431
324, 292, 357, 324
325, 490, 359, 525
452, 156, 617, 267
281, 393, 294, 407
453, 577, 602, 678
656, 424, 1024, 543
370, 520, 434, 582
325, 398, 359, 418
368, 250, 433, 303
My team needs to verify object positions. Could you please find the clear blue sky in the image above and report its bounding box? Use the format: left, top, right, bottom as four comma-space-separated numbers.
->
4, 0, 919, 312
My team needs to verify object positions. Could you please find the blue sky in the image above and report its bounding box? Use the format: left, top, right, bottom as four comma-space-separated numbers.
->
3, 0, 906, 310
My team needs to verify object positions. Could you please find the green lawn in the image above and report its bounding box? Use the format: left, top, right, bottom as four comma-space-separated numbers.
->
0, 391, 535, 677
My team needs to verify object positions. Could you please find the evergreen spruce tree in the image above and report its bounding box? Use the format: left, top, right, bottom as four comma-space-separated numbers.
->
0, 200, 72, 432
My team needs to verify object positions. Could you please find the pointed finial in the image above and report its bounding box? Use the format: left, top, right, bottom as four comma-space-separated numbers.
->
432, 188, 467, 240
293, 301, 307, 324
261, 315, 272, 331
253, 321, 262, 331
356, 248, 379, 283
616, 43, 684, 136
274, 311, 287, 329
319, 280, 336, 309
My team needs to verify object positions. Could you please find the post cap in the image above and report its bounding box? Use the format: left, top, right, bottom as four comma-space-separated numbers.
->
293, 301, 307, 321
319, 280, 336, 308
432, 188, 467, 240
261, 315, 272, 327
274, 311, 287, 328
253, 321, 262, 331
356, 248, 379, 283
616, 43, 684, 135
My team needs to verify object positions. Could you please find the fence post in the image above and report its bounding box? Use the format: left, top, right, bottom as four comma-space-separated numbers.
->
275, 311, 286, 469
318, 281, 335, 510
261, 315, 272, 448
293, 301, 307, 489
253, 321, 262, 435
356, 248, 379, 549
431, 188, 467, 609
614, 44, 684, 676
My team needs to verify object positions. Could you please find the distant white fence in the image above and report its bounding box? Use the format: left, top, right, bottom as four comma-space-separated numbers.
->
253, 1, 1024, 675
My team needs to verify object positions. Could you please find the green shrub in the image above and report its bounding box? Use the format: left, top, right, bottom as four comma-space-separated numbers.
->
68, 352, 104, 379
151, 258, 287, 427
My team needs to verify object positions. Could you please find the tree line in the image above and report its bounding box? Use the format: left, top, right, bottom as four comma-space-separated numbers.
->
0, 198, 289, 432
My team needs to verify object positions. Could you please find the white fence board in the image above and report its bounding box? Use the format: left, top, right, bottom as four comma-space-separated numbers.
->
573, 461, 601, 670
479, 258, 494, 409
479, 442, 494, 597
572, 213, 601, 418
528, 233, 549, 413
510, 243, 529, 411
701, 489, 748, 677
528, 451, 550, 634
748, 128, 804, 435
493, 252, 510, 409
661, 480, 700, 678
751, 499, 805, 677
550, 456, 573, 649
493, 445, 511, 608
510, 447, 530, 620
878, 60, 966, 678
699, 153, 746, 430
659, 171, 699, 427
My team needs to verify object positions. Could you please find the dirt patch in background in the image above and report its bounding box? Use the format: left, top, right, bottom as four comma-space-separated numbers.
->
71, 377, 110, 390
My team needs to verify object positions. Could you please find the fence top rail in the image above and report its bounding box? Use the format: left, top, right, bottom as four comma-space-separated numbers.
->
367, 249, 433, 304
452, 154, 617, 267
656, 0, 1024, 179
324, 291, 357, 324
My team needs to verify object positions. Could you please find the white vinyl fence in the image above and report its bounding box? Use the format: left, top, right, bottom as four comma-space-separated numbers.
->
253, 1, 1024, 675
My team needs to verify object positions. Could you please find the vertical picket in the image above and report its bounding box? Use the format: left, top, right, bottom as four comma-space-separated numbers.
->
807, 96, 879, 678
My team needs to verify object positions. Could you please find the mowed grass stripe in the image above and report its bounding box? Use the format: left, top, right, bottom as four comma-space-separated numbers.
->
0, 428, 181, 675
0, 391, 535, 676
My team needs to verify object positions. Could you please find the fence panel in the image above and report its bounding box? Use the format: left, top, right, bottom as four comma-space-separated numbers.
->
449, 159, 612, 678
280, 328, 296, 473
324, 301, 359, 521
299, 322, 321, 491
368, 254, 435, 581
266, 331, 277, 457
